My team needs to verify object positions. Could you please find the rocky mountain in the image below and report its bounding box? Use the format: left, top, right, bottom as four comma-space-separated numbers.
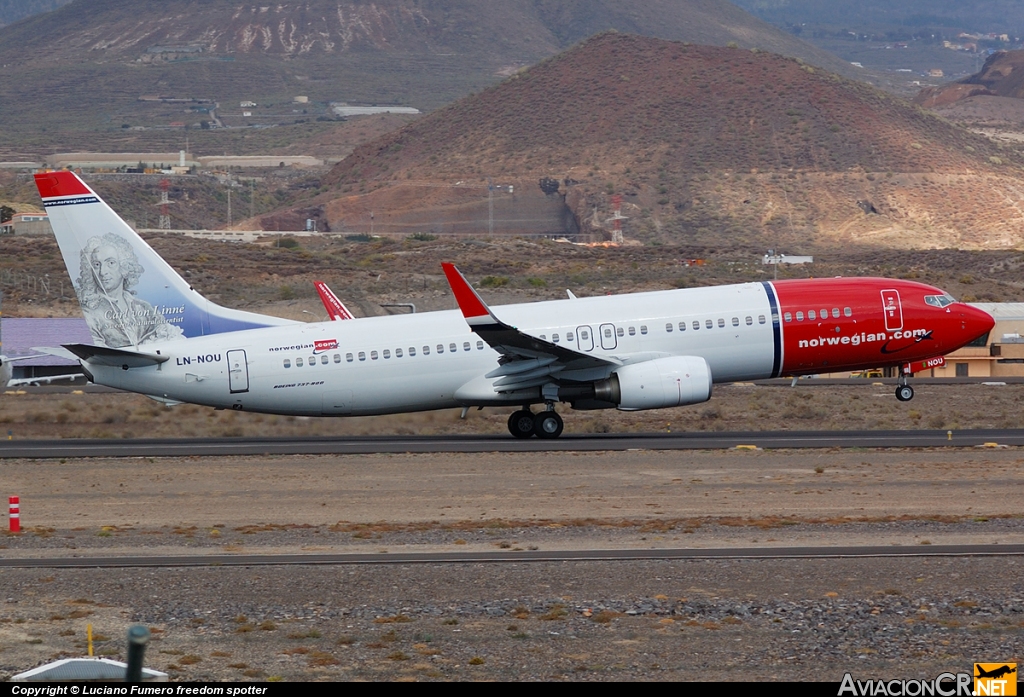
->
299, 33, 1024, 250
0, 0, 862, 159
915, 49, 1024, 108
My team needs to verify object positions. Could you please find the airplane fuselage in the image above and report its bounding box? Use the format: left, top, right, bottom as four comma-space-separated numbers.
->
84, 277, 992, 416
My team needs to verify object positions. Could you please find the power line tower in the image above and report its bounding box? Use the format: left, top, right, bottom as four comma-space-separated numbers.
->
606, 194, 627, 244
157, 179, 172, 230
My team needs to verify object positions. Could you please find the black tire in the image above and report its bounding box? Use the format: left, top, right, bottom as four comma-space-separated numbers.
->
533, 411, 564, 439
508, 410, 536, 438
896, 385, 914, 402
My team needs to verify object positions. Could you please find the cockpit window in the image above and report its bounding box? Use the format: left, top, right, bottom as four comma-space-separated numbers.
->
924, 294, 956, 308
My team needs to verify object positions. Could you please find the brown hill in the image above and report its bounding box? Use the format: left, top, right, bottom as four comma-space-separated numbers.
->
915, 50, 1024, 109
0, 0, 862, 160
305, 33, 1024, 250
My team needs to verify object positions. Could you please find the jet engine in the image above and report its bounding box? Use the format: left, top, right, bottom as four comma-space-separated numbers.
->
591, 356, 712, 411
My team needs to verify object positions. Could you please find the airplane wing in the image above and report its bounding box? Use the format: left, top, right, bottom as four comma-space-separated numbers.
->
7, 372, 84, 388
442, 263, 616, 392
314, 281, 355, 320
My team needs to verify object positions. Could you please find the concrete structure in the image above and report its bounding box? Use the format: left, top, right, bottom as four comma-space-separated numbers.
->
331, 104, 420, 117
13, 658, 167, 682
46, 152, 200, 170
197, 155, 323, 168
141, 228, 322, 242
9, 212, 52, 236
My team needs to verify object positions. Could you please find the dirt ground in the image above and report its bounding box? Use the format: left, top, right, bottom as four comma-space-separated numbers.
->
0, 446, 1022, 681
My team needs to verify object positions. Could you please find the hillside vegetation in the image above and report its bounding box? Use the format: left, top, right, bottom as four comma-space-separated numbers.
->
311, 33, 1024, 249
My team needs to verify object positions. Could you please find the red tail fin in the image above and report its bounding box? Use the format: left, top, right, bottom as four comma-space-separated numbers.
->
314, 281, 354, 320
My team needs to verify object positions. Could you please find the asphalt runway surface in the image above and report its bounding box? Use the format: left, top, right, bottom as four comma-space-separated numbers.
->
3, 544, 1024, 569
2, 428, 1023, 458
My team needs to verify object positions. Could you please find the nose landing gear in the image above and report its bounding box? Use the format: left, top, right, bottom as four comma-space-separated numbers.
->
506, 404, 565, 439
895, 367, 914, 402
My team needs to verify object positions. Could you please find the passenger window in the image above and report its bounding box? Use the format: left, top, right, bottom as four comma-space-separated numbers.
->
820, 308, 828, 319
745, 316, 752, 325
808, 310, 816, 320
346, 353, 354, 362
396, 348, 403, 358
718, 318, 725, 328
678, 322, 686, 331
640, 325, 648, 335
665, 323, 673, 333
566, 333, 574, 342
308, 356, 315, 365
409, 347, 416, 356
844, 307, 852, 317
617, 327, 624, 337
628, 327, 636, 336
796, 311, 804, 321
333, 353, 341, 363
476, 341, 484, 350
283, 359, 291, 368
437, 344, 444, 354
693, 321, 700, 330
732, 317, 739, 326
423, 346, 430, 355
449, 343, 457, 353
463, 342, 470, 351
832, 308, 840, 319
296, 357, 304, 367
581, 329, 589, 340
383, 349, 390, 359
370, 351, 378, 360
552, 333, 560, 343
321, 355, 329, 365
358, 352, 366, 361
606, 328, 614, 337
784, 312, 792, 323
758, 315, 766, 324
705, 319, 713, 329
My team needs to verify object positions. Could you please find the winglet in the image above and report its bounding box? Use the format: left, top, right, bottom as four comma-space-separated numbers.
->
441, 263, 504, 328
314, 280, 355, 320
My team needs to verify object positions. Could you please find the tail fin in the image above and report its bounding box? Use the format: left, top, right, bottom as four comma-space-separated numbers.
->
314, 280, 355, 320
35, 171, 296, 349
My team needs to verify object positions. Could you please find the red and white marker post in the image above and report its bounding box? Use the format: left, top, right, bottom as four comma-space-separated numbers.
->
9, 496, 19, 533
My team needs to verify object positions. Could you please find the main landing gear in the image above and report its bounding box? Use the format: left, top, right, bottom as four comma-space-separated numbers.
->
507, 405, 564, 439
895, 370, 915, 402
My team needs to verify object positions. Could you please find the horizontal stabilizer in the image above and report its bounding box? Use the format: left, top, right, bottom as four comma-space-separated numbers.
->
62, 343, 168, 368
30, 346, 80, 361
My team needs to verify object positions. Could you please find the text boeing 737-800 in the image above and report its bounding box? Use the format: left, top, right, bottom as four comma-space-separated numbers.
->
34, 171, 993, 438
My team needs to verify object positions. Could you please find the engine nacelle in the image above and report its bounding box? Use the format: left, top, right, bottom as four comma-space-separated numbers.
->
594, 356, 712, 411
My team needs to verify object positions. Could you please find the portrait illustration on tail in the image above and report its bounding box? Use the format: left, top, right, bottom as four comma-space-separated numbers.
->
76, 233, 184, 348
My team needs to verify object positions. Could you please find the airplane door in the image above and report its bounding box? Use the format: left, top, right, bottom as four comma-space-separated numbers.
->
881, 290, 903, 331
599, 323, 617, 350
227, 349, 249, 393
577, 325, 594, 352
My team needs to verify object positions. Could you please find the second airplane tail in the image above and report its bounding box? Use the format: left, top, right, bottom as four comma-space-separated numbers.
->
35, 171, 296, 349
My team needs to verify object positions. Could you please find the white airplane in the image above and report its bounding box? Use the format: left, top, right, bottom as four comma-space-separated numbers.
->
0, 353, 82, 390
35, 171, 994, 438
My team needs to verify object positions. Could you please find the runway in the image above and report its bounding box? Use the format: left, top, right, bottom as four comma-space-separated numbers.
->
2, 428, 1023, 458
4, 543, 1024, 569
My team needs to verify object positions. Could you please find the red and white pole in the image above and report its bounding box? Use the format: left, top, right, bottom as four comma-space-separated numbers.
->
8, 496, 19, 533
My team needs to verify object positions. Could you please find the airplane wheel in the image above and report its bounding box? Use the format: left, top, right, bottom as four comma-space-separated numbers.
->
508, 410, 536, 438
533, 411, 564, 439
896, 385, 914, 402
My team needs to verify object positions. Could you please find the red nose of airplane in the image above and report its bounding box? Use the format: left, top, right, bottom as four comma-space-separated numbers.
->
961, 304, 995, 343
